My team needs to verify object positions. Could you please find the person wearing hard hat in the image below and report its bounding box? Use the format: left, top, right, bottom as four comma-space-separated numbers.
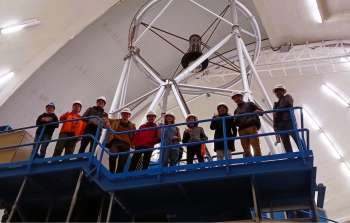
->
182, 114, 208, 164
210, 103, 237, 160
34, 102, 59, 158
108, 108, 136, 173
79, 96, 107, 153
232, 93, 263, 157
129, 111, 160, 171
53, 101, 85, 156
160, 113, 181, 167
273, 85, 299, 152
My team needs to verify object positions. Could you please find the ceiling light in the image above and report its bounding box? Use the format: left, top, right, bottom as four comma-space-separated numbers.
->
319, 132, 343, 160
321, 83, 350, 107
303, 106, 321, 131
0, 19, 40, 35
0, 70, 15, 86
309, 0, 323, 23
340, 162, 350, 177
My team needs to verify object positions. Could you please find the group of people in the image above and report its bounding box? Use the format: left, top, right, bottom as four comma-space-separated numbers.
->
32, 84, 300, 173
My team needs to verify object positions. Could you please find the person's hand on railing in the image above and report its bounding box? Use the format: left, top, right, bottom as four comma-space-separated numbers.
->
274, 135, 281, 145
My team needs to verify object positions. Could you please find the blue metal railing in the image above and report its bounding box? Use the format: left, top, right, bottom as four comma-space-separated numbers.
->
0, 116, 104, 172
93, 107, 309, 178
0, 107, 310, 179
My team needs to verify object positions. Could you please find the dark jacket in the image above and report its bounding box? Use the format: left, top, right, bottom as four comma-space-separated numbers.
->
234, 102, 262, 130
273, 94, 294, 129
82, 106, 105, 127
35, 113, 59, 136
210, 115, 237, 151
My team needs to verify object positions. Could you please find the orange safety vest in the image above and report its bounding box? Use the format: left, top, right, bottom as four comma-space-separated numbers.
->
59, 112, 85, 136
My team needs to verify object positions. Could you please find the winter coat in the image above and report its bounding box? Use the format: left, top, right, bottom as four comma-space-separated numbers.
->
133, 122, 159, 148
35, 113, 59, 136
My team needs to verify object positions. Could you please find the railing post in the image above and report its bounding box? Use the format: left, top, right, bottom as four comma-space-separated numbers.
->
159, 125, 166, 168
28, 125, 46, 171
90, 117, 103, 164
300, 108, 306, 149
97, 129, 108, 179
222, 116, 229, 160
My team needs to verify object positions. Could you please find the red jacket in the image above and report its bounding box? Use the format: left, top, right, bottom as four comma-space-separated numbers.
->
133, 122, 159, 148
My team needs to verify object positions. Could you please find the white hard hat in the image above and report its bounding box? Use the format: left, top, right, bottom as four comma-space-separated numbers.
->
273, 84, 287, 92
72, 100, 82, 106
217, 102, 228, 109
164, 112, 175, 118
186, 114, 197, 120
146, 111, 157, 117
96, 96, 107, 103
120, 107, 132, 115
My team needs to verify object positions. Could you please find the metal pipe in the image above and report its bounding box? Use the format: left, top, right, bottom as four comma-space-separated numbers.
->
171, 83, 190, 117
178, 83, 244, 94
120, 58, 132, 108
141, 86, 166, 124
175, 33, 233, 83
239, 38, 273, 108
97, 196, 105, 223
161, 88, 170, 118
6, 177, 27, 223
106, 193, 115, 223
66, 171, 84, 222
133, 53, 164, 85
222, 117, 229, 160
109, 57, 131, 119
109, 87, 160, 114
134, 0, 174, 44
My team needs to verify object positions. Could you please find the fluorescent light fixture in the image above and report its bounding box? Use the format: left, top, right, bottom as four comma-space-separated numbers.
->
0, 70, 15, 86
303, 106, 321, 131
340, 162, 350, 176
319, 132, 343, 160
321, 83, 350, 107
308, 0, 323, 23
0, 19, 40, 35
340, 57, 348, 63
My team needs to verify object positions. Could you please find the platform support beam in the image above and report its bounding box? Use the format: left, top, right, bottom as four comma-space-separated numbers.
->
106, 193, 115, 223
97, 196, 106, 222
251, 177, 261, 222
66, 171, 84, 222
6, 177, 27, 223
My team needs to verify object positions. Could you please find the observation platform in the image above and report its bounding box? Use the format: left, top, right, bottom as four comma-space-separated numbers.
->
0, 108, 326, 222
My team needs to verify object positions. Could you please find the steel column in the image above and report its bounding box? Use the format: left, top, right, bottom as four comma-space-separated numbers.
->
133, 53, 164, 85
251, 177, 261, 222
6, 177, 27, 223
109, 57, 132, 118
230, 0, 251, 101
141, 85, 165, 124
171, 82, 190, 117
239, 38, 273, 108
178, 83, 244, 94
106, 193, 115, 223
66, 171, 84, 222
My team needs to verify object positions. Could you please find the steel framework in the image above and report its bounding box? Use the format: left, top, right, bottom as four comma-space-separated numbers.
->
105, 0, 277, 154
